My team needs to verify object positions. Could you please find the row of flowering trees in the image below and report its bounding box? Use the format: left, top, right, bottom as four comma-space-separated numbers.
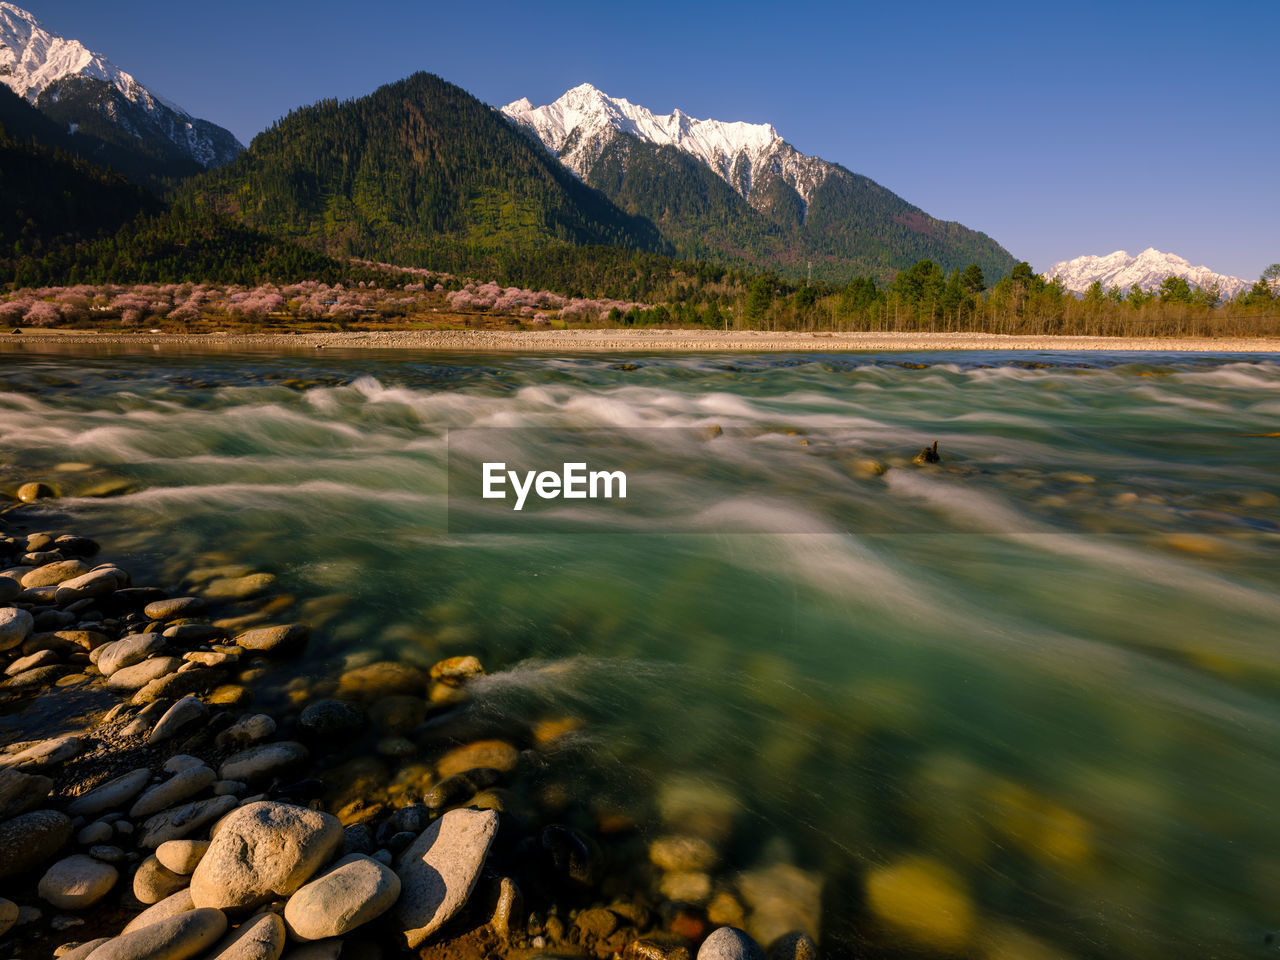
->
0, 273, 652, 328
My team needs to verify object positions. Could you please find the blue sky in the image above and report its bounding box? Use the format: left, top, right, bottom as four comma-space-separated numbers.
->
21, 0, 1279, 280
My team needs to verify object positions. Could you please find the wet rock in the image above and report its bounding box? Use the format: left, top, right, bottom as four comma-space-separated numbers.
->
38, 854, 118, 909
435, 740, 519, 780
148, 697, 208, 744
219, 741, 308, 783
737, 864, 823, 947
299, 699, 364, 735
2, 735, 83, 770
912, 441, 941, 465
337, 661, 425, 700
575, 906, 619, 939
698, 927, 766, 960
489, 876, 521, 939
134, 854, 191, 904
138, 794, 239, 848
625, 939, 692, 960
190, 800, 343, 911
864, 855, 974, 953
424, 769, 499, 811
81, 907, 227, 960
131, 766, 217, 818
16, 481, 56, 503
396, 807, 499, 948
0, 896, 17, 936
650, 834, 719, 873
205, 910, 285, 960
54, 535, 100, 557
369, 695, 426, 733
121, 888, 194, 934
541, 824, 598, 886
21, 559, 92, 589
660, 871, 712, 903
0, 768, 52, 819
232, 623, 307, 655
205, 574, 276, 601
766, 932, 817, 960
106, 656, 183, 692
657, 778, 740, 844
208, 684, 251, 706
164, 624, 227, 644
67, 768, 151, 818
144, 597, 205, 621
0, 606, 35, 651
283, 852, 400, 940
429, 655, 484, 686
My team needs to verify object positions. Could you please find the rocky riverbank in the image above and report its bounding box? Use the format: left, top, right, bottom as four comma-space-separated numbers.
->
0, 497, 821, 960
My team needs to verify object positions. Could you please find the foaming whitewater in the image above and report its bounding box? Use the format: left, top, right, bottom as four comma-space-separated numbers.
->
2, 348, 1280, 959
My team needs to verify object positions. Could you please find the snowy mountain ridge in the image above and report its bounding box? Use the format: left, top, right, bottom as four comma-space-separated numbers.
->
0, 1, 241, 168
501, 83, 833, 212
1043, 248, 1249, 298
0, 1, 153, 107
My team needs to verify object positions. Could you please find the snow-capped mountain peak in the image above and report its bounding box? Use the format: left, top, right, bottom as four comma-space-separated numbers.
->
0, 2, 241, 169
501, 83, 829, 211
1043, 248, 1249, 297
0, 2, 169, 111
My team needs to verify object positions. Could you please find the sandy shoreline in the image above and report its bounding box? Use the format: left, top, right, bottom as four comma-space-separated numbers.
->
2, 328, 1280, 354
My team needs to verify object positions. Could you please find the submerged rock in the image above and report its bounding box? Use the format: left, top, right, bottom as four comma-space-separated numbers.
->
16, 481, 56, 503
396, 807, 499, 948
233, 623, 307, 654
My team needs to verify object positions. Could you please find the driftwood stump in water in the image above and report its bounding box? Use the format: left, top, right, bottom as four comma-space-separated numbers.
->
913, 440, 941, 464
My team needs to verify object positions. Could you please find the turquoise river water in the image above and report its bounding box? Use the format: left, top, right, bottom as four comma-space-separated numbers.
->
1, 347, 1279, 959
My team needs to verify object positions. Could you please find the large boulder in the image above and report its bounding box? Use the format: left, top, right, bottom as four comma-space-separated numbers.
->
395, 807, 498, 948
189, 801, 342, 911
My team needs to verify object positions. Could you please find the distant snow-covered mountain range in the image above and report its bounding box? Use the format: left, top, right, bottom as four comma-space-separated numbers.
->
501, 82, 832, 214
0, 1, 241, 172
1043, 248, 1250, 298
